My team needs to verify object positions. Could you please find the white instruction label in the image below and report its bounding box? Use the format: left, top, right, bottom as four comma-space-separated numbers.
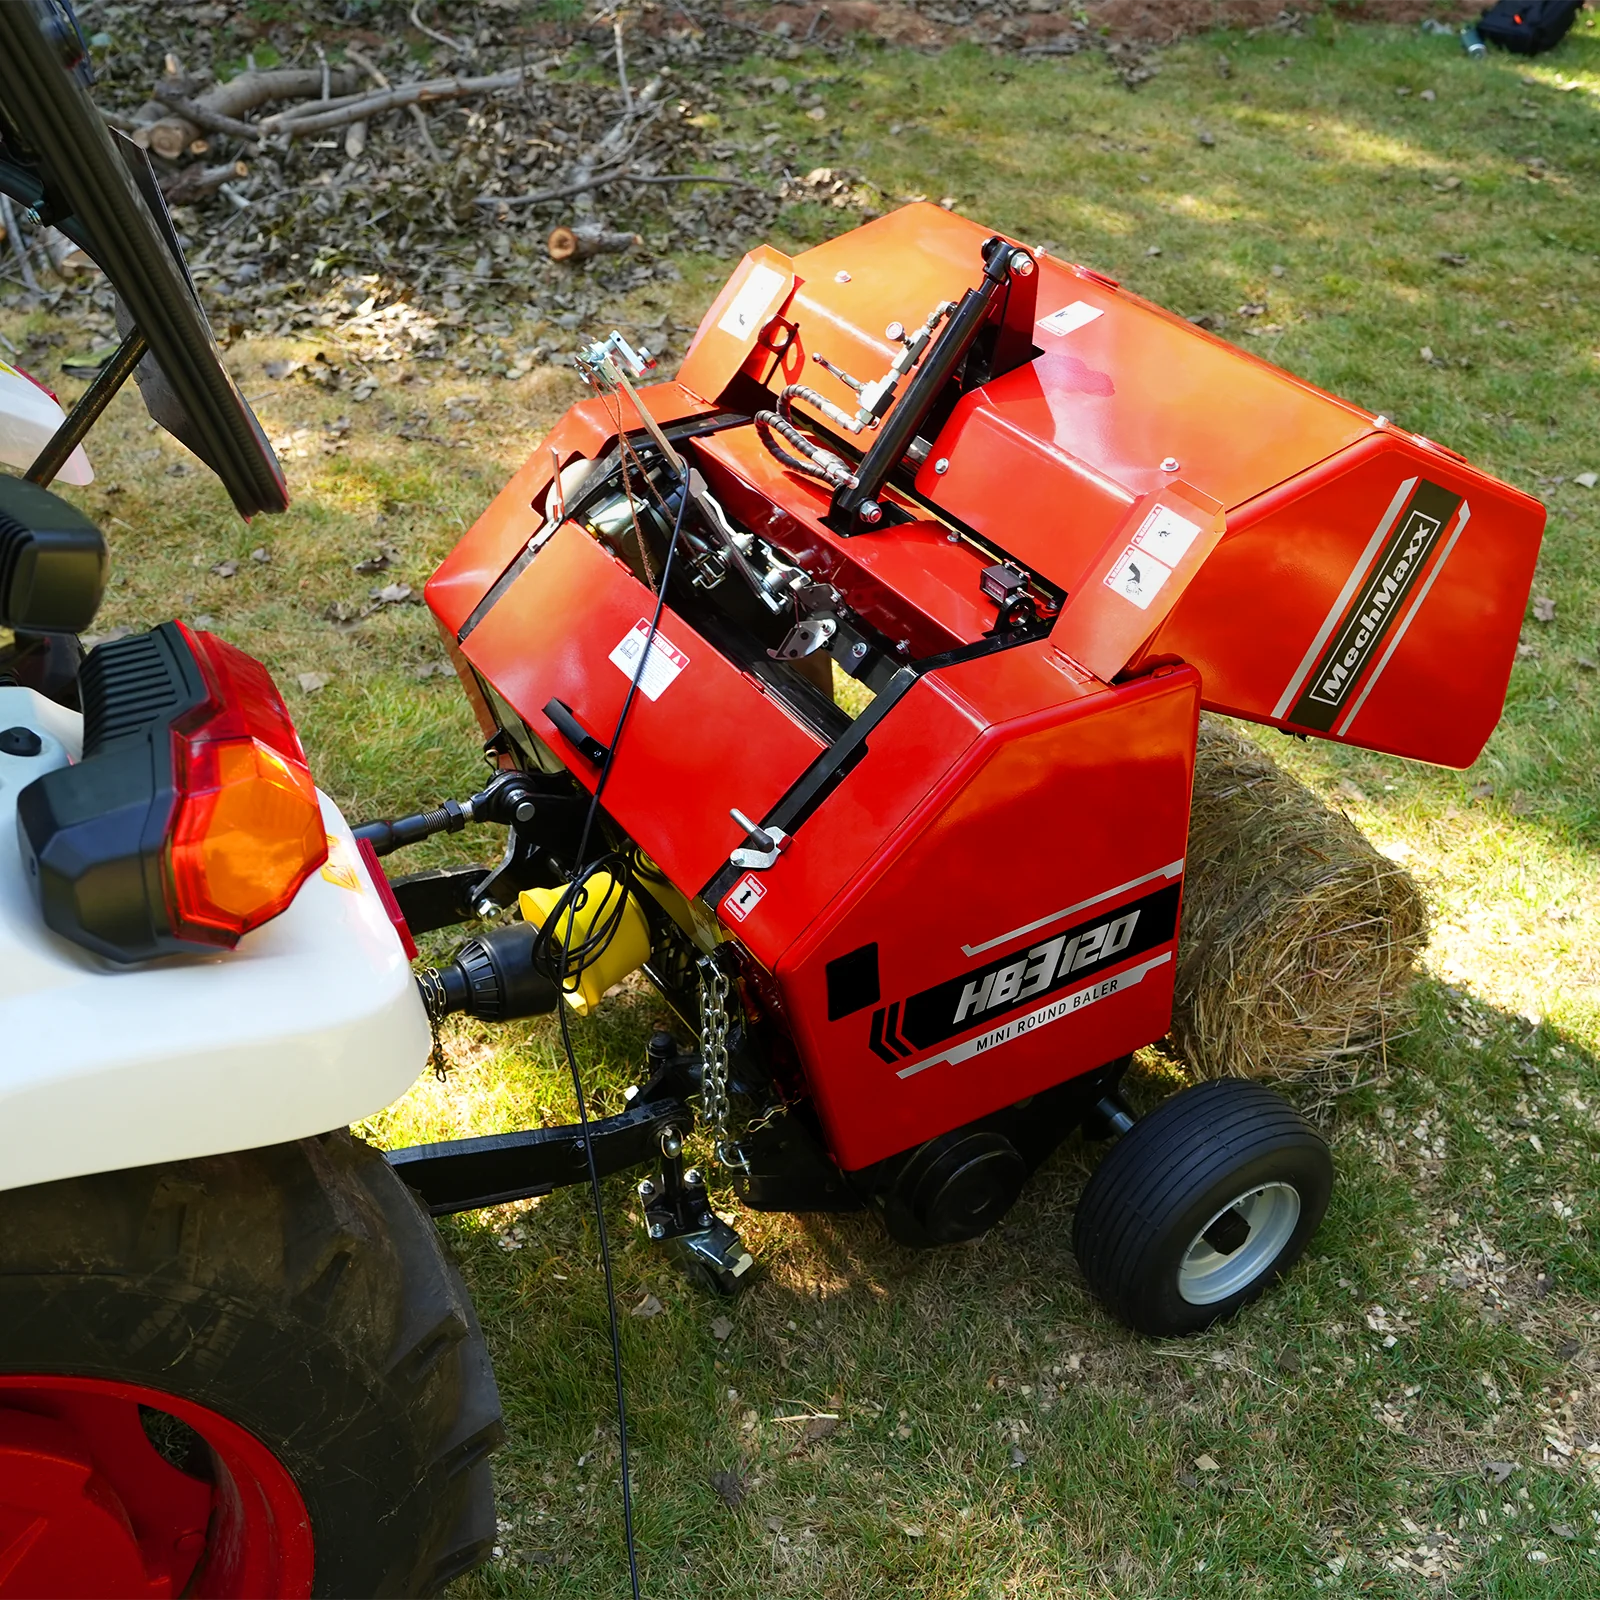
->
1039, 301, 1104, 338
608, 619, 689, 700
717, 263, 786, 339
1103, 545, 1174, 611
722, 873, 767, 923
1131, 503, 1202, 566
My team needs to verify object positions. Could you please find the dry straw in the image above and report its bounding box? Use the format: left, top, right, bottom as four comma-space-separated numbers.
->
1171, 715, 1428, 1093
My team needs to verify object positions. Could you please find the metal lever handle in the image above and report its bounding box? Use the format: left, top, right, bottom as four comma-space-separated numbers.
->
543, 698, 610, 766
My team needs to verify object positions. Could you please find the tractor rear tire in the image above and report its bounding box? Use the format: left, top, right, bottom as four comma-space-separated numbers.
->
0, 1131, 503, 1597
1071, 1078, 1332, 1337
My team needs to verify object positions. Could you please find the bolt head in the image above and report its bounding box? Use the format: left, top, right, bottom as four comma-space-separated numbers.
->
834, 269, 851, 284
1160, 456, 1181, 473
637, 1177, 656, 1197
648, 1222, 666, 1240
850, 641, 868, 658
514, 800, 537, 823
884, 320, 905, 342
934, 457, 950, 475
473, 899, 497, 919
1008, 249, 1036, 278
858, 500, 883, 526
685, 1168, 703, 1187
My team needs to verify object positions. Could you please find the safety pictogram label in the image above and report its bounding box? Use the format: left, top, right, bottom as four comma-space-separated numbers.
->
609, 619, 689, 700
722, 873, 767, 923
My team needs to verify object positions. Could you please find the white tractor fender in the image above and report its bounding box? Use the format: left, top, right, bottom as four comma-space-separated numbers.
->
0, 685, 431, 1194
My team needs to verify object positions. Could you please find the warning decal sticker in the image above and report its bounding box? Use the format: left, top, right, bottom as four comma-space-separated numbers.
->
1040, 301, 1104, 337
608, 619, 689, 701
717, 263, 785, 339
1131, 504, 1202, 566
1102, 503, 1204, 611
1103, 545, 1172, 610
722, 873, 766, 923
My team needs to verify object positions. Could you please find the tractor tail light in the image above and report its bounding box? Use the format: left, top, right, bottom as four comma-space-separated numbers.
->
166, 625, 326, 945
17, 621, 327, 963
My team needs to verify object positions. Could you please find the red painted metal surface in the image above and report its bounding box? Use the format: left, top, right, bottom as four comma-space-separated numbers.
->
458, 521, 827, 893
0, 1376, 313, 1599
776, 655, 1199, 1170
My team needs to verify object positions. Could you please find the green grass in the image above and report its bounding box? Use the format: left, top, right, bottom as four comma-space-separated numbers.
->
16, 16, 1600, 1597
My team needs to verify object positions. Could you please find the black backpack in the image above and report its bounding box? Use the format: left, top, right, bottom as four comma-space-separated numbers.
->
1477, 0, 1585, 53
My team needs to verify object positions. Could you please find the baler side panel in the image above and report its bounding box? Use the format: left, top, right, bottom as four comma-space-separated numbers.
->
459, 523, 827, 891
715, 673, 987, 973
775, 653, 1200, 1172
1128, 434, 1546, 769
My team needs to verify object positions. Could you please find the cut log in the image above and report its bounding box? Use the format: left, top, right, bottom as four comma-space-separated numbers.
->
160, 160, 249, 207
145, 66, 360, 160
42, 227, 94, 278
546, 223, 641, 262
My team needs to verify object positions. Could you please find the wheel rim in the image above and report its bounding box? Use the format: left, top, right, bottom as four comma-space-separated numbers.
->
0, 1375, 313, 1599
1177, 1182, 1302, 1306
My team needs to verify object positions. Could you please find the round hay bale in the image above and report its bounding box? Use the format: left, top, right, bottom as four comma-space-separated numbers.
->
1171, 714, 1428, 1090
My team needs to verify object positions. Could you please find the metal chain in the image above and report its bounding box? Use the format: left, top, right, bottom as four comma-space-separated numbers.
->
697, 957, 743, 1167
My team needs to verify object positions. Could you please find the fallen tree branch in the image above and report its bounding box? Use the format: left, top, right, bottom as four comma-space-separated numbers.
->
477, 168, 757, 210
145, 66, 361, 159
259, 64, 561, 139
160, 159, 249, 206
150, 89, 260, 146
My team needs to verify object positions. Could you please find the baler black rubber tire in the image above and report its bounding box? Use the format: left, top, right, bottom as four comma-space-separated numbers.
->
1071, 1078, 1332, 1338
0, 1131, 504, 1596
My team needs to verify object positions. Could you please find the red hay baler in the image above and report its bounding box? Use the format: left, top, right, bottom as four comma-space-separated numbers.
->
380, 202, 1544, 1335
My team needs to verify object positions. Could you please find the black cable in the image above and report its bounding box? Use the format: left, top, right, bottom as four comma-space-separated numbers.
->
543, 465, 693, 1600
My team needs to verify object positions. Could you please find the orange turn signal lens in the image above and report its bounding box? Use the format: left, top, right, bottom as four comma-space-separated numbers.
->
164, 626, 328, 946
169, 737, 326, 937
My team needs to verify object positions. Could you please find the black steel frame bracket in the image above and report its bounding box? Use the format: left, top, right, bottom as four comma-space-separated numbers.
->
386, 1093, 694, 1215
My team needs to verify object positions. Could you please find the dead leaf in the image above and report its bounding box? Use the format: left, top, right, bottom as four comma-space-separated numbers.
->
1484, 1460, 1518, 1484
1532, 596, 1556, 623
710, 1315, 734, 1342
250, 546, 271, 564
1008, 1443, 1028, 1468
371, 583, 413, 605
1419, 346, 1435, 363
1438, 252, 1470, 267
354, 544, 400, 574
210, 560, 238, 578
1472, 781, 1496, 801
263, 358, 302, 380
1420, 89, 1436, 102
709, 1469, 746, 1508
1577, 657, 1598, 672
297, 671, 331, 693
1237, 302, 1267, 317
1195, 1454, 1221, 1472
1573, 471, 1597, 489
900, 1524, 925, 1538
1196, 130, 1215, 147
630, 1292, 664, 1319
1145, 245, 1162, 257
793, 1415, 840, 1450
